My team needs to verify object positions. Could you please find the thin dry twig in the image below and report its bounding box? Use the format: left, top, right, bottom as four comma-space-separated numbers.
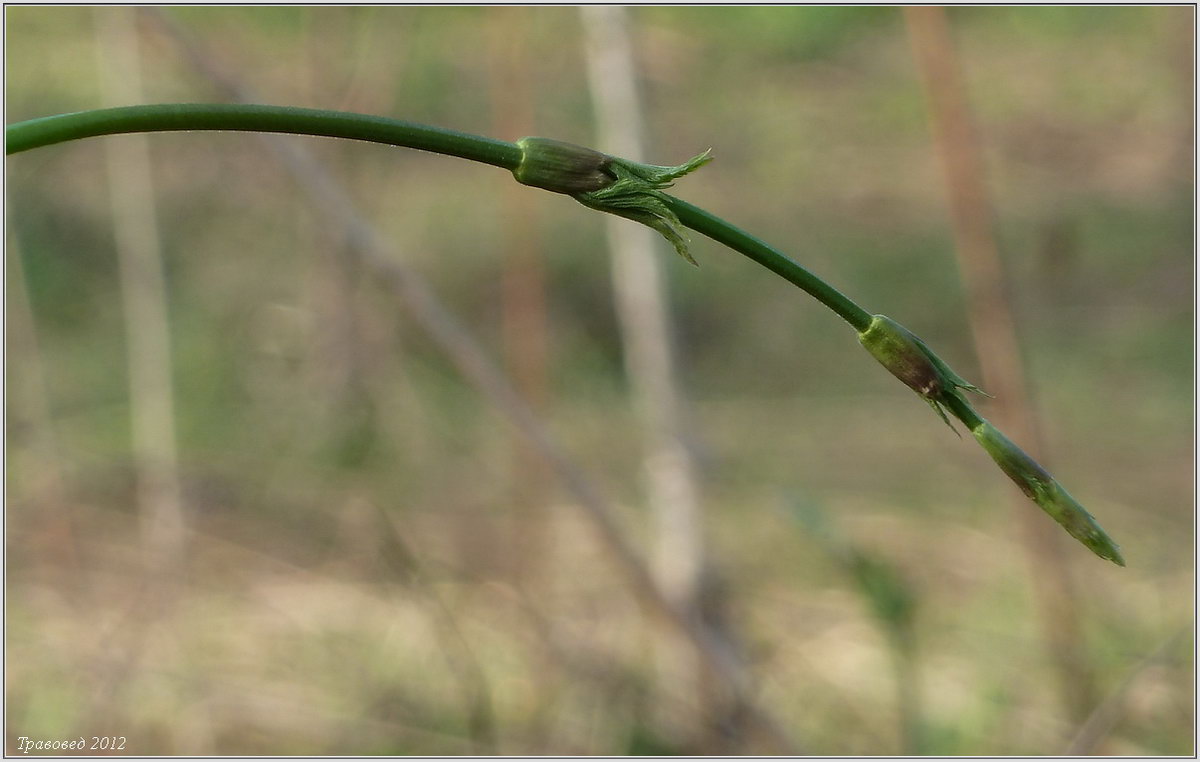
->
371, 502, 499, 754
1065, 627, 1189, 755
143, 9, 799, 754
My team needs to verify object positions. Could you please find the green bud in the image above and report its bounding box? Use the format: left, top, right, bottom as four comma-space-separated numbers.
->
973, 421, 1125, 566
858, 314, 987, 430
859, 315, 944, 398
513, 136, 713, 265
512, 137, 614, 195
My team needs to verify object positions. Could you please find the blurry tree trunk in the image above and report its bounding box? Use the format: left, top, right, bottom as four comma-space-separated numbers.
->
581, 6, 739, 750
95, 7, 186, 575
487, 7, 552, 582
904, 6, 1096, 723
1165, 8, 1195, 182
91, 11, 208, 750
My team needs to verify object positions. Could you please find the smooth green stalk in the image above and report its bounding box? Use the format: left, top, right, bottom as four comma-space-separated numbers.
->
5, 103, 1122, 564
0, 105, 873, 332
5, 103, 523, 169
667, 197, 874, 332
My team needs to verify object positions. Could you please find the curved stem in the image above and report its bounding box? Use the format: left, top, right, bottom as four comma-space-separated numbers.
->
5, 103, 524, 170
7, 104, 871, 333
6, 103, 1121, 564
667, 196, 873, 332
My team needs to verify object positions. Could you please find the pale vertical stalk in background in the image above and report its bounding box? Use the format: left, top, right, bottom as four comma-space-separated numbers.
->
487, 7, 552, 582
92, 11, 208, 750
904, 6, 1096, 723
581, 6, 733, 748
95, 7, 186, 573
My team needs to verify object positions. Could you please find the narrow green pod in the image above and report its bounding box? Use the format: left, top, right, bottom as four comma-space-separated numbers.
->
973, 421, 1124, 566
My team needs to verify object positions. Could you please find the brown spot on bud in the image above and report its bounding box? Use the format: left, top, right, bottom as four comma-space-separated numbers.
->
858, 315, 943, 400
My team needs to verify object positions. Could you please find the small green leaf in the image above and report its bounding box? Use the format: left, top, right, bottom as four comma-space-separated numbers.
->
512, 136, 713, 265
575, 149, 713, 265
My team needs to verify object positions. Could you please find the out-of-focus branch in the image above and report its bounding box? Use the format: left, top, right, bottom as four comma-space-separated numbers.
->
371, 501, 498, 753
144, 9, 798, 754
96, 7, 186, 574
904, 6, 1096, 721
1065, 627, 1188, 755
141, 13, 497, 750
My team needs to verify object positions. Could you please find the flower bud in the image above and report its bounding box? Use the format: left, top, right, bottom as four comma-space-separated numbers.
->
973, 421, 1124, 566
512, 137, 615, 195
858, 315, 987, 429
858, 315, 943, 398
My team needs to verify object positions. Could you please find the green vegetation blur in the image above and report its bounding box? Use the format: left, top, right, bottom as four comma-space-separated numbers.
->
6, 6, 1193, 755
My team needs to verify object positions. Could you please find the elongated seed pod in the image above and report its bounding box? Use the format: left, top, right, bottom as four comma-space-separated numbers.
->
973, 421, 1124, 566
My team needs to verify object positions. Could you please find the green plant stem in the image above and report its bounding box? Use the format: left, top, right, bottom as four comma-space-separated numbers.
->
6, 103, 1120, 563
5, 103, 523, 170
6, 104, 873, 333
939, 384, 985, 430
667, 197, 873, 332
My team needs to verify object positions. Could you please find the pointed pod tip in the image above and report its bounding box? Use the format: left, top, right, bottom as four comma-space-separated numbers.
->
973, 421, 1127, 567
1098, 541, 1126, 567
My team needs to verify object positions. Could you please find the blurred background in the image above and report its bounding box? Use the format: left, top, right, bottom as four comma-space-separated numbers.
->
5, 6, 1193, 755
